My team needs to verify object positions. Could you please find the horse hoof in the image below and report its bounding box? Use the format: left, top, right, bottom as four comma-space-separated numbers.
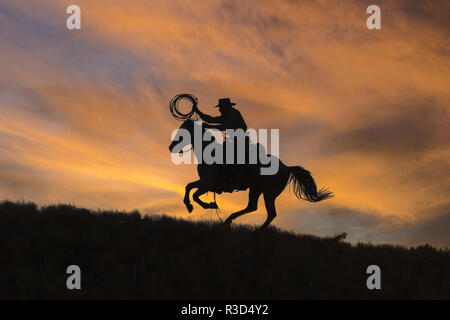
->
185, 203, 193, 213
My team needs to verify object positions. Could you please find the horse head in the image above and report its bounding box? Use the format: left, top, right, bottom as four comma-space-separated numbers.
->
168, 119, 196, 153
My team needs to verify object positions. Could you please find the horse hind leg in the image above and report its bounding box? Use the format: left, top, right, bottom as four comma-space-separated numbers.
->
224, 188, 262, 225
260, 193, 277, 229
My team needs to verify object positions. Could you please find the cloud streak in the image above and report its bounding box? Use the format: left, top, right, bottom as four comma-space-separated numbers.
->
0, 0, 449, 246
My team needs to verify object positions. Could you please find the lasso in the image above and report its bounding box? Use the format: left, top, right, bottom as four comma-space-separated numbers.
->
169, 94, 198, 121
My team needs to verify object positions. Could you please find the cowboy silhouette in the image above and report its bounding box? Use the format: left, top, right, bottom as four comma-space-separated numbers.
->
194, 98, 247, 131
169, 94, 333, 228
194, 98, 247, 192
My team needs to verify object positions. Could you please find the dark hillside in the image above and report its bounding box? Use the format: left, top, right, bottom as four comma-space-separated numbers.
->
0, 201, 449, 299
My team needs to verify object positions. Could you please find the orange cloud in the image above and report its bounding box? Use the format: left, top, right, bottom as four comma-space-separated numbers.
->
0, 0, 449, 245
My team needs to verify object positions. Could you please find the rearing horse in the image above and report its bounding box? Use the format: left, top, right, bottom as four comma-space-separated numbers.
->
168, 119, 333, 229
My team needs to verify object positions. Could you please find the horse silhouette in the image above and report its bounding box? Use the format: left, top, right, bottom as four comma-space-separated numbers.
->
169, 119, 333, 229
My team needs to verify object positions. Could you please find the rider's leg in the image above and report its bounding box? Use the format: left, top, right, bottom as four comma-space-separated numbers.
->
225, 164, 236, 192
234, 165, 247, 190
219, 164, 234, 193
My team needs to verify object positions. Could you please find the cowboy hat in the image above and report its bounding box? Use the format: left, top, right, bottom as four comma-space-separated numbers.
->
215, 98, 236, 108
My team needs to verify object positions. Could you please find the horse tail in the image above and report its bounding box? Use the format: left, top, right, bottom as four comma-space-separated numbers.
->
288, 166, 334, 202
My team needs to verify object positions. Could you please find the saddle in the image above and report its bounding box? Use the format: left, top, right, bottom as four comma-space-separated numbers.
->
204, 135, 266, 193
213, 163, 261, 194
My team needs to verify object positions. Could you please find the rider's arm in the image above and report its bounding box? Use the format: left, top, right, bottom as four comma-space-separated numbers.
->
195, 106, 223, 123
203, 112, 237, 131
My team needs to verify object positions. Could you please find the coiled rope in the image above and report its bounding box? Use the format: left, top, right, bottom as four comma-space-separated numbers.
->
169, 94, 198, 121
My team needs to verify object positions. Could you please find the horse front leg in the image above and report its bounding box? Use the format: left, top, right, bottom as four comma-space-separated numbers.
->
184, 180, 200, 213
193, 188, 218, 209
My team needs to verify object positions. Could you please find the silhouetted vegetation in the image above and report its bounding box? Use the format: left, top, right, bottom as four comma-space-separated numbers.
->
0, 201, 449, 299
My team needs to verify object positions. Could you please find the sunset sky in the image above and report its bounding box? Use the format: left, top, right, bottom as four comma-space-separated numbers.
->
0, 0, 449, 246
